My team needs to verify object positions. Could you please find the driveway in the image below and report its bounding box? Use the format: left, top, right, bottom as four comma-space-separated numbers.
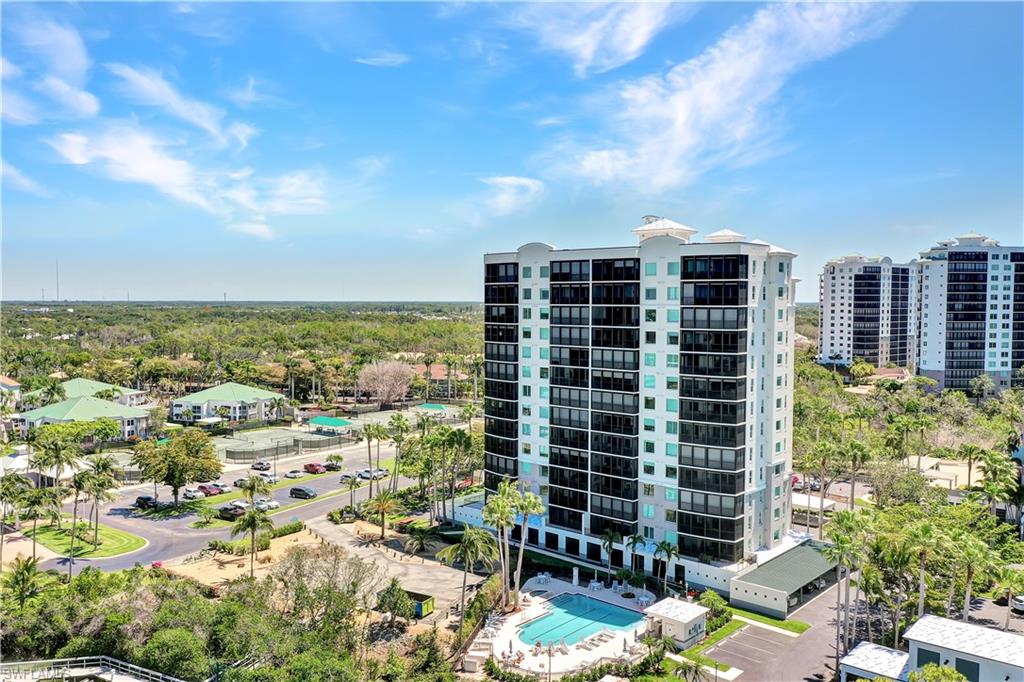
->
706, 626, 795, 673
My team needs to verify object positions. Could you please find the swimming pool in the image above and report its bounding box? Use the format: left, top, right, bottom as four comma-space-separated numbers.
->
518, 593, 643, 646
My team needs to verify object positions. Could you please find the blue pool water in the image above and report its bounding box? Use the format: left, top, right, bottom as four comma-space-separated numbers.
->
518, 593, 643, 646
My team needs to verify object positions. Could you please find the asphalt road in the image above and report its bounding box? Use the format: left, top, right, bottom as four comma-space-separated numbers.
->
43, 441, 416, 575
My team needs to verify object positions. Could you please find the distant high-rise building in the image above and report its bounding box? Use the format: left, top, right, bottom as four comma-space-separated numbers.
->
481, 217, 797, 588
818, 255, 916, 369
817, 233, 1023, 391
915, 233, 1024, 391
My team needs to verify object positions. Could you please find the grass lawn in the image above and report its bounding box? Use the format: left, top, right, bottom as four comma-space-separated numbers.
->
25, 521, 147, 558
676, 618, 743, 672
728, 606, 811, 633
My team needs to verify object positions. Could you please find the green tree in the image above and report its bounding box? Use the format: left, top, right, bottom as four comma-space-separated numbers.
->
0, 472, 30, 569
137, 627, 212, 681
600, 528, 622, 588
240, 474, 271, 503
908, 664, 968, 682
482, 481, 516, 607
654, 540, 679, 594
958, 444, 985, 489
991, 566, 1024, 631
345, 476, 361, 510
231, 508, 274, 579
626, 534, 647, 576
436, 526, 498, 642
131, 429, 221, 505
85, 454, 119, 550
2, 556, 45, 607
403, 524, 439, 556
376, 577, 415, 627
363, 490, 403, 540
19, 487, 51, 560
850, 359, 875, 386
969, 373, 995, 406
65, 470, 91, 577
512, 490, 544, 609
387, 413, 410, 493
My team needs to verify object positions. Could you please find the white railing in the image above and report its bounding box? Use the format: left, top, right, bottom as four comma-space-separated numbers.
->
0, 656, 187, 682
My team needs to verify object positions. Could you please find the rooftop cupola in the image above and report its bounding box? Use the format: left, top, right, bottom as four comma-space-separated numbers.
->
631, 215, 698, 243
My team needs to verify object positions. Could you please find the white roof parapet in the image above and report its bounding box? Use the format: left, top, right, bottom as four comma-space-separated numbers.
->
704, 228, 746, 243
839, 642, 911, 681
643, 597, 708, 623
903, 615, 1024, 668
632, 216, 698, 243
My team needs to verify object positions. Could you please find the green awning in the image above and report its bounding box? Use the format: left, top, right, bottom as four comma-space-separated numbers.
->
733, 540, 836, 595
309, 415, 353, 428
417, 403, 448, 411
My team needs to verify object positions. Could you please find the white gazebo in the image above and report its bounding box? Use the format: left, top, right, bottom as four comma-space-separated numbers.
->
643, 598, 709, 649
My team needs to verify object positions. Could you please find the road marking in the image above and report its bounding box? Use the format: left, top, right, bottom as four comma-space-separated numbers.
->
722, 638, 774, 656
712, 647, 762, 664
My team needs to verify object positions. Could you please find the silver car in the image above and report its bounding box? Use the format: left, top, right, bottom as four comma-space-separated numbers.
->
229, 499, 250, 510
254, 497, 280, 512
183, 487, 206, 500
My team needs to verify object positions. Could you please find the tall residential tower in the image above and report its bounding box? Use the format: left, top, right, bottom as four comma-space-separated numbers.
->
483, 217, 797, 589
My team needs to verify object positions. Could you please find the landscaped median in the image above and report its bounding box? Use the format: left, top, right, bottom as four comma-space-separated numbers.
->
24, 520, 147, 559
679, 618, 743, 672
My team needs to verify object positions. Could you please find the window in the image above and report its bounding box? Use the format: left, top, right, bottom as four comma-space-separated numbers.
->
916, 649, 939, 668
644, 418, 655, 432
644, 397, 656, 410
540, 308, 549, 320
954, 658, 979, 682
665, 465, 677, 479
667, 262, 679, 275
645, 262, 657, 276
643, 462, 655, 475
522, 366, 531, 378
667, 287, 679, 301
523, 327, 532, 339
666, 398, 678, 413
523, 288, 532, 300
645, 288, 657, 301
523, 266, 532, 278
645, 331, 657, 344
523, 308, 532, 320
522, 346, 532, 358
644, 441, 655, 454
665, 488, 677, 502
522, 424, 531, 436
778, 262, 784, 273
541, 289, 549, 300
540, 347, 549, 360
666, 376, 678, 390
644, 375, 656, 389
540, 426, 549, 438
643, 504, 655, 519
667, 332, 679, 345
539, 407, 550, 419
643, 483, 655, 496
665, 423, 678, 436
645, 309, 657, 322
644, 353, 657, 367
522, 386, 532, 397
540, 265, 549, 278
666, 354, 678, 368
667, 309, 680, 323
666, 509, 677, 523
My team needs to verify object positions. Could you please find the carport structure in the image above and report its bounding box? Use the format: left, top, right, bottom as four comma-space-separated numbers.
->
729, 540, 837, 618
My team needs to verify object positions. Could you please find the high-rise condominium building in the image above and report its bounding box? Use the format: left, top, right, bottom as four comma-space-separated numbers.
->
818, 255, 916, 368
482, 217, 797, 589
915, 233, 1024, 391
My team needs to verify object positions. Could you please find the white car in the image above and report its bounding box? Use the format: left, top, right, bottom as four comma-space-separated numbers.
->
183, 487, 206, 500
1012, 595, 1024, 613
214, 483, 233, 493
229, 499, 250, 510
284, 470, 304, 479
258, 472, 279, 484
254, 497, 280, 511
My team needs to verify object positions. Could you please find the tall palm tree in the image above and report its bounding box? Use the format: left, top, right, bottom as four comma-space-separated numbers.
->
421, 353, 436, 402
387, 413, 410, 493
600, 528, 623, 587
240, 474, 271, 503
364, 490, 403, 539
0, 473, 30, 570
442, 354, 458, 400
654, 540, 678, 594
992, 567, 1024, 631
823, 532, 854, 672
843, 441, 873, 509
444, 428, 473, 523
907, 521, 940, 619
40, 379, 66, 406
85, 454, 119, 550
32, 439, 81, 499
959, 537, 994, 623
482, 484, 515, 607
19, 487, 49, 560
231, 508, 274, 578
269, 397, 286, 421
346, 476, 361, 510
512, 490, 544, 609
3, 556, 44, 607
356, 428, 375, 499
437, 526, 498, 641
282, 356, 299, 400
959, 444, 985, 488
626, 534, 647, 574
65, 471, 91, 578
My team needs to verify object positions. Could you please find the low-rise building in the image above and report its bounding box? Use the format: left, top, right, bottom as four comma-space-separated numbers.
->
839, 615, 1024, 682
22, 377, 148, 409
171, 382, 285, 423
0, 375, 21, 404
643, 598, 709, 649
15, 395, 150, 440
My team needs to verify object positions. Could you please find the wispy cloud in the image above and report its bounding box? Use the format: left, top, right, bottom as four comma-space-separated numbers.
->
34, 75, 100, 118
107, 63, 256, 149
1, 90, 40, 125
354, 52, 410, 67
14, 18, 90, 86
507, 3, 694, 77
224, 75, 284, 108
227, 221, 275, 240
1, 57, 23, 80
481, 176, 544, 216
1, 159, 51, 197
552, 3, 905, 192
536, 116, 567, 127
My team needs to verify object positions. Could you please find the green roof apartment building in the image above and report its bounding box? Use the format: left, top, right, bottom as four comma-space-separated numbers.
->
171, 382, 285, 423
15, 395, 151, 440
23, 377, 148, 409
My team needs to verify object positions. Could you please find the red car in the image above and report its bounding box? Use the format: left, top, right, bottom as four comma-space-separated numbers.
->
303, 462, 326, 474
197, 484, 222, 496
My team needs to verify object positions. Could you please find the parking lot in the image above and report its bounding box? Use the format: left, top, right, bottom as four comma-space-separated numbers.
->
705, 624, 797, 673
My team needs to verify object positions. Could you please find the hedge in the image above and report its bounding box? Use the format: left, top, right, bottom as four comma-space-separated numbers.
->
483, 652, 664, 682
453, 573, 503, 649
207, 520, 304, 556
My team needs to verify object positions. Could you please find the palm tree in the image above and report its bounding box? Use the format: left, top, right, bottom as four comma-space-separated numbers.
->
672, 657, 708, 681
3, 556, 44, 607
231, 508, 274, 578
40, 379, 66, 406
907, 521, 940, 619
85, 454, 119, 550
403, 524, 440, 556
437, 526, 498, 642
654, 540, 678, 594
388, 413, 411, 493
823, 532, 854, 672
467, 355, 484, 401
843, 441, 873, 509
364, 490, 403, 539
959, 444, 985, 488
959, 537, 994, 623
19, 487, 50, 560
240, 474, 271, 503
0, 473, 30, 570
482, 484, 515, 607
600, 528, 623, 587
326, 452, 344, 471
626, 534, 647, 575
421, 353, 437, 402
992, 567, 1024, 631
346, 476, 361, 510
269, 397, 286, 421
512, 490, 544, 609
32, 438, 81, 499
444, 428, 473, 523
66, 471, 91, 578
282, 356, 299, 400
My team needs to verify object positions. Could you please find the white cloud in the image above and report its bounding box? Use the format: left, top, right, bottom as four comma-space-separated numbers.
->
34, 75, 100, 118
107, 63, 227, 140
227, 221, 275, 240
14, 19, 90, 86
263, 171, 327, 214
536, 116, 567, 127
1, 57, 23, 80
225, 76, 261, 107
227, 121, 259, 150
1, 159, 51, 196
48, 126, 213, 210
507, 3, 693, 77
354, 52, 410, 67
481, 176, 544, 216
1, 89, 40, 124
556, 3, 904, 192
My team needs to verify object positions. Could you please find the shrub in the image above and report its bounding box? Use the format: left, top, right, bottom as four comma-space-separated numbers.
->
698, 589, 729, 618
706, 613, 731, 634
482, 652, 663, 682
270, 521, 304, 538
453, 573, 503, 649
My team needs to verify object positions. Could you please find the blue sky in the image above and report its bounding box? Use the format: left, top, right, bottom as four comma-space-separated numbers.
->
2, 2, 1021, 301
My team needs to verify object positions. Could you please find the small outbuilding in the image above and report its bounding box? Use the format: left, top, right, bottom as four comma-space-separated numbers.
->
729, 540, 837, 618
643, 597, 709, 649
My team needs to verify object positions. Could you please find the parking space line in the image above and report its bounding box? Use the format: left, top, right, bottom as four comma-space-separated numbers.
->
711, 647, 763, 665
722, 638, 774, 656
739, 630, 792, 647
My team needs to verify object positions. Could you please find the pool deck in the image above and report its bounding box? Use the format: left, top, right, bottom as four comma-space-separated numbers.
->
465, 575, 654, 677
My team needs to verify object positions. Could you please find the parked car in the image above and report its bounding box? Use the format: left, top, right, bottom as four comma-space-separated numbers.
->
304, 462, 327, 474
792, 479, 806, 492
254, 497, 280, 511
285, 470, 304, 479
233, 478, 250, 488
324, 461, 342, 471
229, 499, 250, 510
218, 506, 245, 521
251, 461, 271, 471
183, 487, 206, 500
257, 472, 279, 483
359, 468, 388, 480
809, 480, 822, 492
289, 486, 317, 499
1012, 595, 1024, 613
357, 469, 373, 480
195, 472, 214, 483
372, 468, 390, 479
197, 484, 222, 496
135, 495, 160, 509
211, 482, 233, 493
339, 473, 357, 484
